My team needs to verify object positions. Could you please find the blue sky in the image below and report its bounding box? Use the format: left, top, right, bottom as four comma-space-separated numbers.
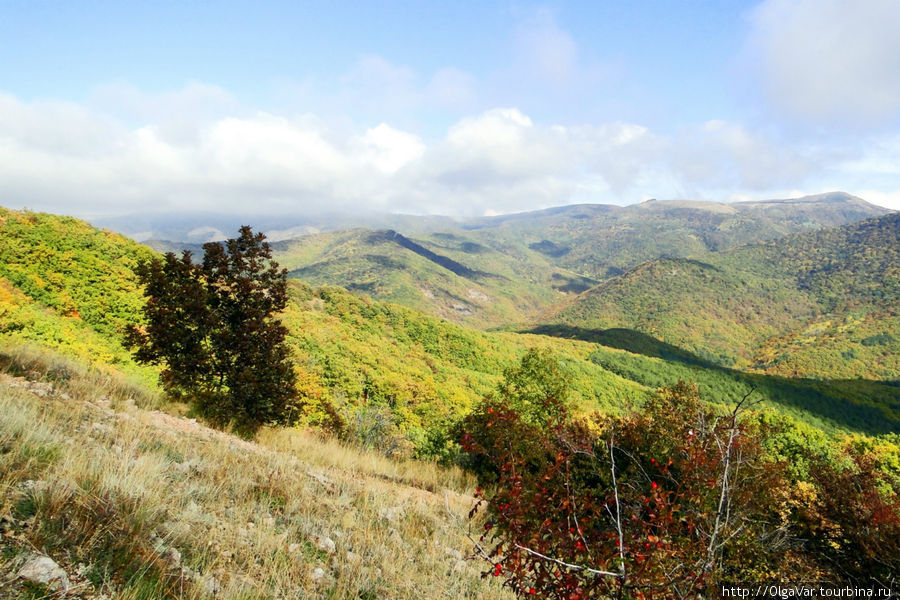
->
1, 0, 899, 216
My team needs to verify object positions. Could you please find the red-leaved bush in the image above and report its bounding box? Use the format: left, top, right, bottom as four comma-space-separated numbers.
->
460, 375, 900, 599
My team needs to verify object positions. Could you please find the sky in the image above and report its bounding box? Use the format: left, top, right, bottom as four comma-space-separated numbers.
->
1, 0, 900, 217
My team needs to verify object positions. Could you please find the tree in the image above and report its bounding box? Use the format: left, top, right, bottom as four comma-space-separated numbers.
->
126, 226, 299, 436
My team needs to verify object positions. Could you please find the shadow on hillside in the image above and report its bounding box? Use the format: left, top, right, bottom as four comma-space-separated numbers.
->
525, 325, 718, 368
524, 325, 900, 436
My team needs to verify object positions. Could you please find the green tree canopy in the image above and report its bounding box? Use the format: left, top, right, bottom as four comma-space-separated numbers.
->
126, 226, 299, 435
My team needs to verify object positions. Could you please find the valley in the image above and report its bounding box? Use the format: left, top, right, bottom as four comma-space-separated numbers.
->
2, 193, 898, 597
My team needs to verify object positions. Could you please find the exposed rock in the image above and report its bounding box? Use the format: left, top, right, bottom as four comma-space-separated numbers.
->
17, 554, 70, 592
314, 535, 336, 555
379, 505, 404, 523
466, 288, 491, 302
310, 567, 327, 583
194, 572, 221, 597
305, 470, 333, 490
19, 479, 49, 493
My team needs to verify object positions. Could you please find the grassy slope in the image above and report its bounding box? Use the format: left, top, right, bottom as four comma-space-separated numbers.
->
0, 351, 512, 600
546, 213, 900, 379
1, 206, 895, 452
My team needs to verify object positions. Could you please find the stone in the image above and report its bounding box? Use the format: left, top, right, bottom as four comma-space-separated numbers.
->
315, 535, 336, 555
193, 572, 221, 596
379, 505, 404, 523
17, 554, 70, 593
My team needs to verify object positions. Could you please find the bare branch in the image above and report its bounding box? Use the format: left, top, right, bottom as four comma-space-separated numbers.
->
608, 435, 626, 578
445, 492, 495, 563
513, 544, 622, 578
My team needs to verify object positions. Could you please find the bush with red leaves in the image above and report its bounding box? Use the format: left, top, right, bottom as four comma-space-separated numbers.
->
460, 372, 900, 599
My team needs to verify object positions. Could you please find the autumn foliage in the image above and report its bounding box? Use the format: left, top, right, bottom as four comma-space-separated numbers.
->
461, 357, 900, 599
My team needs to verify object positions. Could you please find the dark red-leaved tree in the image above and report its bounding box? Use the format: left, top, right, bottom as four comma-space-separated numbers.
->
126, 226, 298, 436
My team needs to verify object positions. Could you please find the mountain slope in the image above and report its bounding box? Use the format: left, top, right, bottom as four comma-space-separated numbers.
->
2, 205, 896, 453
0, 207, 158, 376
455, 191, 891, 279
272, 227, 581, 328
267, 192, 889, 327
0, 207, 648, 457
544, 213, 900, 379
0, 360, 512, 600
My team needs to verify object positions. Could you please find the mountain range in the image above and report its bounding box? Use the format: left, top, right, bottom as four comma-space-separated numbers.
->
2, 192, 897, 447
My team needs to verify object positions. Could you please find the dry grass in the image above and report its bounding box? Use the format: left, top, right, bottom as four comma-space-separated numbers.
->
0, 350, 511, 599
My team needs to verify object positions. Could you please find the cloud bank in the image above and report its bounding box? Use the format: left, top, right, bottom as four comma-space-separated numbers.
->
5, 84, 894, 218
3, 1, 900, 218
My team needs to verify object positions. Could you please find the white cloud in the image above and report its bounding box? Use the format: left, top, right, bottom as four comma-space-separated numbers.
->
89, 82, 239, 146
352, 124, 426, 174
671, 120, 818, 190
0, 87, 896, 218
746, 0, 900, 127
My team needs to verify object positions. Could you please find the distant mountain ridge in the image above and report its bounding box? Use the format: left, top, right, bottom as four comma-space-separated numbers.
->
262, 192, 891, 327
1, 203, 898, 442
543, 212, 900, 380
96, 191, 889, 245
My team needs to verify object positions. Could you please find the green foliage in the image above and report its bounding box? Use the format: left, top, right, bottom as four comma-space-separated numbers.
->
280, 282, 647, 458
496, 348, 570, 427
458, 350, 573, 482
272, 195, 885, 329
548, 213, 900, 380
1, 205, 894, 461
587, 341, 900, 434
0, 207, 154, 337
0, 208, 158, 383
126, 227, 299, 436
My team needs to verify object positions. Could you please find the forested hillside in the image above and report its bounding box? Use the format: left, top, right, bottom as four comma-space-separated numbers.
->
0, 207, 156, 377
266, 192, 889, 328
547, 213, 900, 379
4, 205, 898, 455
0, 208, 648, 458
